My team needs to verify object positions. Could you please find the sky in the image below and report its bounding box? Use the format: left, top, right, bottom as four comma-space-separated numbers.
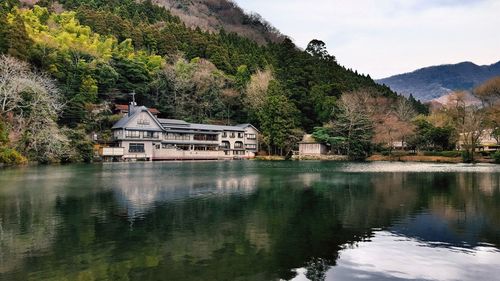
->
233, 0, 500, 79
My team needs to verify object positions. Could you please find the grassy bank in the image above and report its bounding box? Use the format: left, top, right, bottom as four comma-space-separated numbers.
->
291, 155, 349, 161
368, 154, 496, 164
255, 156, 288, 161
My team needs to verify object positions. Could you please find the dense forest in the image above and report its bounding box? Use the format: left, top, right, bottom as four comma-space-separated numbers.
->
0, 0, 464, 164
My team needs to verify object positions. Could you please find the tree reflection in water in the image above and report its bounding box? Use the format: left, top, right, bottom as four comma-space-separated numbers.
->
0, 162, 499, 281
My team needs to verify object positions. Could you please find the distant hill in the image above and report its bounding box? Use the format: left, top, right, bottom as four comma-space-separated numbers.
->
377, 61, 500, 101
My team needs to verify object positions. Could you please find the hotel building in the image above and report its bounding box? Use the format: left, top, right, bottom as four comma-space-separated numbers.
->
100, 103, 259, 161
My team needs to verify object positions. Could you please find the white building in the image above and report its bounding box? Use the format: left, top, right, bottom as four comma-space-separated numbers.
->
459, 129, 499, 152
298, 135, 328, 156
101, 103, 259, 161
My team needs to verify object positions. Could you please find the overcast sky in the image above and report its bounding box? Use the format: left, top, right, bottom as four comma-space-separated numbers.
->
234, 0, 500, 79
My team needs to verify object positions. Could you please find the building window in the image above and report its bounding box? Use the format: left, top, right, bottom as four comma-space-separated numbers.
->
230, 132, 235, 138
234, 141, 243, 149
165, 133, 190, 140
162, 144, 175, 149
246, 134, 256, 140
125, 130, 141, 138
221, 141, 230, 149
222, 132, 227, 138
245, 144, 257, 150
233, 150, 245, 155
129, 143, 145, 153
194, 134, 218, 141
144, 131, 159, 139
193, 145, 217, 151
238, 132, 244, 138
137, 118, 150, 126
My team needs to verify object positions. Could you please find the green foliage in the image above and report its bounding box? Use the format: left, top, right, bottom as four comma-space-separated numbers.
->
407, 117, 455, 151
408, 94, 429, 115
493, 151, 500, 164
0, 147, 27, 165
461, 150, 473, 163
312, 127, 348, 155
0, 120, 27, 165
0, 120, 8, 145
11, 6, 163, 125
258, 81, 300, 155
306, 39, 335, 62
64, 127, 94, 163
4, 11, 32, 60
423, 151, 461, 157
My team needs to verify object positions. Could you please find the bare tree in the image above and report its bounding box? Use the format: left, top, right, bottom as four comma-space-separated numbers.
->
0, 55, 63, 119
473, 77, 500, 145
474, 76, 500, 107
244, 68, 273, 110
456, 106, 487, 162
0, 55, 68, 162
444, 92, 487, 162
373, 114, 414, 153
394, 97, 417, 122
330, 91, 374, 159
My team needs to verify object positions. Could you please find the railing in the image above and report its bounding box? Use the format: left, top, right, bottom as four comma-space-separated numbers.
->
99, 147, 125, 156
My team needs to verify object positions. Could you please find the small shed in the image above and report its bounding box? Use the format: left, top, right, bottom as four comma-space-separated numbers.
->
299, 135, 328, 156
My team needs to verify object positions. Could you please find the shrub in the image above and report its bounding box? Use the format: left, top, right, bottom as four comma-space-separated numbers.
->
493, 151, 500, 164
423, 151, 461, 157
440, 151, 461, 158
423, 151, 439, 156
461, 151, 473, 163
479, 151, 492, 157
0, 147, 27, 165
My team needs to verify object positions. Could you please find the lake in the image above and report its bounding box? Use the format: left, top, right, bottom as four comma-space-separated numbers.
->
0, 161, 500, 281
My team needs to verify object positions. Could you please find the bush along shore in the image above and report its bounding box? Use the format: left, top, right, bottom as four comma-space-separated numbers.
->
367, 151, 499, 164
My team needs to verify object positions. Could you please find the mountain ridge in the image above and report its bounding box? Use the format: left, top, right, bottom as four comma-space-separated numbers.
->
151, 0, 284, 44
377, 60, 500, 101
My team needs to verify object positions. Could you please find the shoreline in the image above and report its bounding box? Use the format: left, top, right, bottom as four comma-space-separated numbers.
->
1, 155, 497, 168
367, 154, 495, 164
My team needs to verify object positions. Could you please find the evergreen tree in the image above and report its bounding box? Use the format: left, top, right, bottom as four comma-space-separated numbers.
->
258, 81, 299, 155
5, 14, 32, 60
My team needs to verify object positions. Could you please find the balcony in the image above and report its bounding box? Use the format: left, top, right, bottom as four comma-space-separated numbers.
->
99, 147, 125, 157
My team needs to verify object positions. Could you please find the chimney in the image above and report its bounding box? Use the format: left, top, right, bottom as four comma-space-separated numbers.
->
128, 101, 137, 117
128, 91, 137, 116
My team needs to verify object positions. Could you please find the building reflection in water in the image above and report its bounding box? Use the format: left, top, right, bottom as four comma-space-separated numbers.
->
109, 165, 260, 219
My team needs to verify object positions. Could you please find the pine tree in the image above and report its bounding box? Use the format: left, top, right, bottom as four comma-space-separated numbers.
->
5, 14, 32, 60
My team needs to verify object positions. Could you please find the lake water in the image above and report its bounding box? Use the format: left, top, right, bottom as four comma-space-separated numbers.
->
1, 161, 500, 281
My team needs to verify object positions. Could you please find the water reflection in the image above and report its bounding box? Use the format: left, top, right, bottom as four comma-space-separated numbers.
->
0, 162, 499, 280
292, 231, 500, 281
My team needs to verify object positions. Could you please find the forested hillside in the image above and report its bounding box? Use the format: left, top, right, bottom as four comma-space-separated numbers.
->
152, 0, 284, 44
0, 0, 422, 163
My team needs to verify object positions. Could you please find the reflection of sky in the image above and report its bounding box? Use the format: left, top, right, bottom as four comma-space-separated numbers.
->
390, 212, 485, 248
292, 231, 500, 281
